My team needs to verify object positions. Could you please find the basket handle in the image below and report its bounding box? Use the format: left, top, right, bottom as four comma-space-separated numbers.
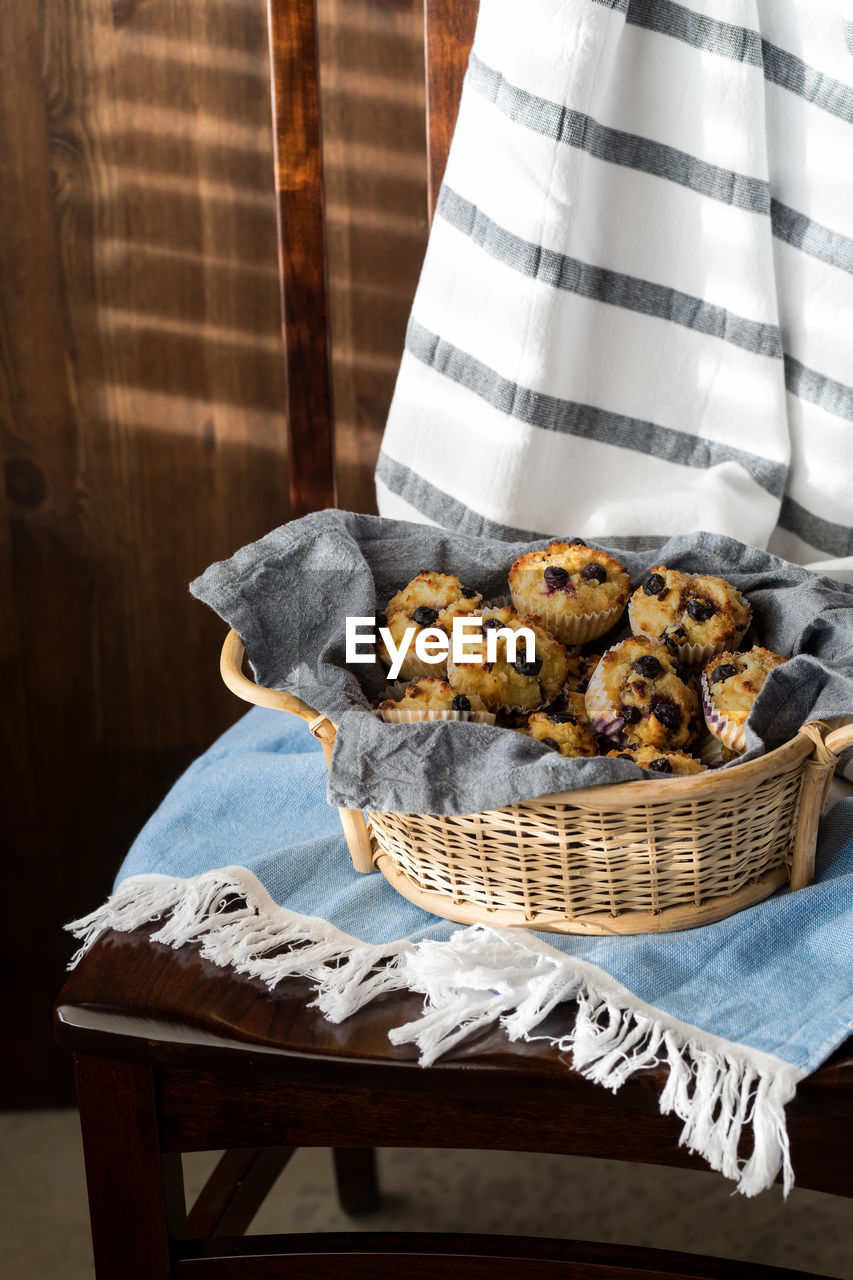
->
824, 719, 853, 756
789, 720, 849, 891
220, 629, 319, 722
219, 629, 376, 876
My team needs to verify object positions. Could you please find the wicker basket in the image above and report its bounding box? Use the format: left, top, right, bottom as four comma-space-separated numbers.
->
221, 630, 853, 935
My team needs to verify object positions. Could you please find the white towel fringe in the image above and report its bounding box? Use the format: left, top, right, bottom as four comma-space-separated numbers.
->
65, 870, 412, 1020
66, 875, 801, 1197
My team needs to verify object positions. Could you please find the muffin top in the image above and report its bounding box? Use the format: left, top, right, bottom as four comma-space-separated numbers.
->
378, 571, 482, 677
509, 540, 631, 623
379, 677, 488, 714
528, 692, 598, 757
606, 746, 707, 776
701, 647, 788, 730
447, 606, 569, 712
384, 570, 481, 628
586, 636, 701, 751
628, 567, 751, 660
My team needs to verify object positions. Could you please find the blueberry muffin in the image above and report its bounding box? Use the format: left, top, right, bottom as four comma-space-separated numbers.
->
446, 607, 570, 712
585, 636, 701, 751
628, 567, 751, 666
509, 539, 631, 643
528, 692, 598, 757
377, 677, 493, 723
378, 571, 482, 680
701, 646, 788, 753
606, 746, 707, 776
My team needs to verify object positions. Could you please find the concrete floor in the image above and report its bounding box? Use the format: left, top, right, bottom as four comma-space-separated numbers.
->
3, 1109, 851, 1278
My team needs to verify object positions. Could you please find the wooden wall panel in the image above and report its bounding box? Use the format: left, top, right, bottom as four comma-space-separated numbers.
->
1, 0, 429, 1106
318, 0, 429, 514
1, 0, 293, 1106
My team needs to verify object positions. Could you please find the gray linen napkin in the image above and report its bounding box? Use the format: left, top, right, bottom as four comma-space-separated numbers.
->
191, 510, 853, 814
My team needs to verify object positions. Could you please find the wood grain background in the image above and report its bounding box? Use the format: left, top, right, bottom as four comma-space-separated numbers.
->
1, 0, 428, 1105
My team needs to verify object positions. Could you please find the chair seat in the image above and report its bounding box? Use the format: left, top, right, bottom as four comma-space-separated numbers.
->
56, 925, 853, 1197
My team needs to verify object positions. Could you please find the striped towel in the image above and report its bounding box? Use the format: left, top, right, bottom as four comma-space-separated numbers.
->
377, 0, 853, 575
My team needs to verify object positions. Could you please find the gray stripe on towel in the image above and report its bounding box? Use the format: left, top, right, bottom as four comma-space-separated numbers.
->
771, 200, 853, 276
778, 496, 853, 560
469, 55, 852, 274
376, 453, 548, 542
785, 355, 853, 423
376, 451, 667, 551
405, 318, 787, 498
467, 53, 770, 215
761, 40, 853, 126
611, 0, 763, 66
438, 186, 783, 359
599, 0, 853, 124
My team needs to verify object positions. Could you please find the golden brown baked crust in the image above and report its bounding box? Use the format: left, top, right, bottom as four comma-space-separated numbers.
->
446, 606, 570, 712
378, 571, 482, 679
586, 636, 701, 751
509, 542, 630, 642
628, 566, 751, 663
379, 677, 489, 714
701, 646, 788, 750
528, 692, 598, 757
606, 745, 706, 775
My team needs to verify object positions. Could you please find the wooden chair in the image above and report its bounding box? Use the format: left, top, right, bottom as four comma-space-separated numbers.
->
55, 1, 853, 1276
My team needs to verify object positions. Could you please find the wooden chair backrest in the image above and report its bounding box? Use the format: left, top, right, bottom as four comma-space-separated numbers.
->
267, 0, 478, 518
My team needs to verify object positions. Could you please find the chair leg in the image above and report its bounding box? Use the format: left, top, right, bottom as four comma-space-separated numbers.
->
187, 1147, 295, 1237
75, 1054, 184, 1280
333, 1146, 380, 1215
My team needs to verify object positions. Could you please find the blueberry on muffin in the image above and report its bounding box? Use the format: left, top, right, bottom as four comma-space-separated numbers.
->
378, 571, 482, 680
606, 745, 707, 776
446, 606, 569, 712
528, 692, 598, 757
700, 646, 788, 753
377, 676, 492, 722
509, 541, 631, 643
627, 567, 751, 666
585, 636, 701, 751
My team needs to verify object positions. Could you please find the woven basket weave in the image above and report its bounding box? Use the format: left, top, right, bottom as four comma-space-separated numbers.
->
221, 630, 852, 935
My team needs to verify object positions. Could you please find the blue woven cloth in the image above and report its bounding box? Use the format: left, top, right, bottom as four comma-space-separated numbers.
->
118, 707, 853, 1073
95, 705, 853, 1196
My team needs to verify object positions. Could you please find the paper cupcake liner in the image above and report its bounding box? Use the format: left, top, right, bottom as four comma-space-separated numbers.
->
584, 656, 630, 747
377, 680, 496, 723
700, 672, 746, 753
512, 591, 625, 645
376, 707, 496, 725
628, 597, 752, 667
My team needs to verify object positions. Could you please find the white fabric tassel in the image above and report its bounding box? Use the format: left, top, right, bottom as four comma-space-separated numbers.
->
65, 870, 413, 1021
65, 882, 802, 1197
386, 924, 802, 1197
65, 875, 190, 967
